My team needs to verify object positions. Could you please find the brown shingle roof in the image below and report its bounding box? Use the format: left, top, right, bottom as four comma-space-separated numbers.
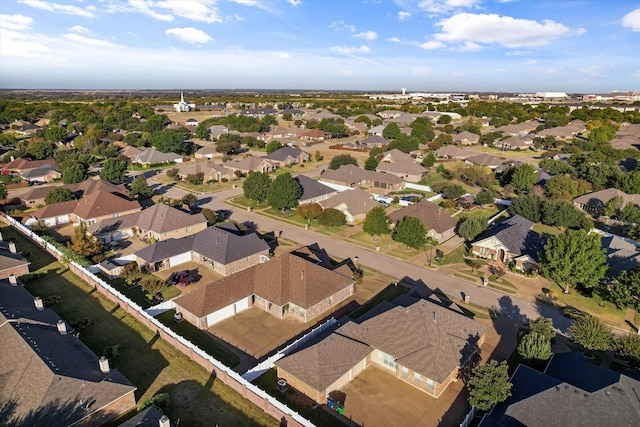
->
319, 189, 378, 217
389, 200, 457, 234
174, 250, 355, 317
338, 299, 487, 382
73, 191, 140, 221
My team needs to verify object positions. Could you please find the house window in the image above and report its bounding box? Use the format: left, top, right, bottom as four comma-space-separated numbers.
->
381, 352, 397, 369
328, 296, 333, 304
414, 373, 421, 385
426, 378, 435, 390
186, 227, 191, 232
259, 255, 269, 263
113, 213, 119, 218
88, 219, 96, 225
402, 367, 409, 378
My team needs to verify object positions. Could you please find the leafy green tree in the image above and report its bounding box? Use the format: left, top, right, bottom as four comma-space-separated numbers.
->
259, 115, 278, 132
267, 172, 301, 211
150, 130, 194, 154
45, 188, 75, 205
569, 316, 612, 352
128, 175, 153, 200
382, 122, 401, 139
265, 140, 283, 154
612, 333, 640, 368
328, 154, 358, 170
0, 183, 6, 200
620, 203, 640, 224
457, 216, 487, 241
67, 223, 103, 259
517, 332, 552, 361
195, 123, 210, 140
144, 114, 167, 133
201, 208, 219, 225
604, 195, 625, 218
542, 199, 592, 230
27, 140, 57, 160
243, 171, 272, 204
609, 267, 640, 310
364, 156, 379, 171
443, 184, 465, 200
507, 164, 537, 194
527, 317, 555, 343
510, 194, 543, 223
393, 216, 427, 249
166, 168, 179, 181
120, 262, 143, 285
100, 157, 128, 184
539, 229, 608, 293
467, 360, 512, 411
62, 163, 88, 184
317, 208, 346, 227
544, 174, 579, 200
181, 193, 197, 208
421, 152, 436, 167
185, 173, 204, 185
296, 203, 322, 221
438, 114, 452, 125
314, 150, 323, 162
363, 206, 391, 240
475, 189, 495, 207
44, 125, 67, 143
141, 276, 167, 300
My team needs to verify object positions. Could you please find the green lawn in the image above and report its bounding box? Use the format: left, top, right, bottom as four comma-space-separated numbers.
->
349, 283, 409, 320
456, 205, 502, 222
342, 231, 395, 252
2, 224, 277, 426
532, 223, 565, 236
156, 309, 240, 368
544, 283, 626, 328
97, 275, 182, 309
437, 243, 468, 265
253, 369, 347, 427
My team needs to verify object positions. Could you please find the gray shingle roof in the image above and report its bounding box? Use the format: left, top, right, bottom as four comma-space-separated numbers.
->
295, 175, 337, 203
319, 189, 378, 217
265, 147, 309, 162
388, 200, 458, 234
474, 215, 547, 262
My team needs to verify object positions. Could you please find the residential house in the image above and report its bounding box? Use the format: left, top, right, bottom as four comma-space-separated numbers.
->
98, 259, 134, 280
22, 164, 62, 184
573, 188, 640, 216
319, 189, 379, 224
194, 144, 224, 160
224, 156, 277, 175
600, 233, 640, 278
204, 163, 236, 183
320, 165, 404, 191
471, 215, 547, 272
173, 246, 355, 328
19, 179, 126, 207
465, 153, 506, 169
296, 175, 338, 205
185, 118, 199, 126
0, 239, 30, 280
360, 135, 389, 149
538, 120, 586, 140
23, 191, 141, 227
300, 129, 325, 142
367, 125, 386, 136
207, 125, 230, 139
2, 158, 57, 176
494, 121, 539, 136
240, 108, 278, 118
479, 352, 640, 427
130, 148, 182, 165
376, 149, 427, 182
452, 131, 480, 146
389, 200, 458, 243
118, 145, 144, 159
265, 147, 311, 166
88, 203, 207, 243
134, 223, 270, 275
0, 279, 137, 426
493, 136, 533, 150
275, 297, 487, 404
434, 146, 480, 160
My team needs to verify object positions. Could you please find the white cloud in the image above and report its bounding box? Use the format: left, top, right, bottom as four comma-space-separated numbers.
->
0, 14, 34, 31
18, 0, 95, 18
330, 45, 371, 54
128, 0, 173, 21
506, 50, 531, 56
388, 37, 401, 43
418, 40, 445, 50
435, 13, 572, 48
521, 59, 538, 65
166, 27, 213, 44
286, 0, 301, 6
354, 31, 378, 41
67, 25, 90, 34
458, 41, 482, 51
417, 0, 482, 14
330, 21, 356, 32
278, 52, 291, 59
398, 11, 411, 21
63, 33, 116, 47
622, 8, 640, 31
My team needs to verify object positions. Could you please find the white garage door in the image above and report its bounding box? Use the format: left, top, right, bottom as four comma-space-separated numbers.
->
44, 218, 56, 227
56, 215, 69, 224
235, 298, 249, 313
169, 252, 191, 267
206, 304, 236, 326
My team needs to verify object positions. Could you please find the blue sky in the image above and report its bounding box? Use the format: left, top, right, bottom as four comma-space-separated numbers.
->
0, 0, 639, 93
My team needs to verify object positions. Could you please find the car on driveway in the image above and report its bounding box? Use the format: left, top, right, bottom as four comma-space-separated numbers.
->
562, 306, 589, 319
178, 275, 197, 286
168, 271, 189, 285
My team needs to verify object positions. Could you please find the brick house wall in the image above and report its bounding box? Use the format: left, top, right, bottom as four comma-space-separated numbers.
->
148, 221, 208, 241
206, 250, 269, 276
76, 390, 137, 426
75, 207, 142, 226
0, 263, 29, 280
304, 284, 354, 321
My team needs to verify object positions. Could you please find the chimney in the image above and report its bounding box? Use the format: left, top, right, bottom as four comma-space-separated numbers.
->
9, 274, 17, 286
57, 320, 67, 335
34, 297, 44, 311
10, 156, 15, 162
9, 242, 17, 253
159, 415, 170, 427
99, 356, 110, 373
